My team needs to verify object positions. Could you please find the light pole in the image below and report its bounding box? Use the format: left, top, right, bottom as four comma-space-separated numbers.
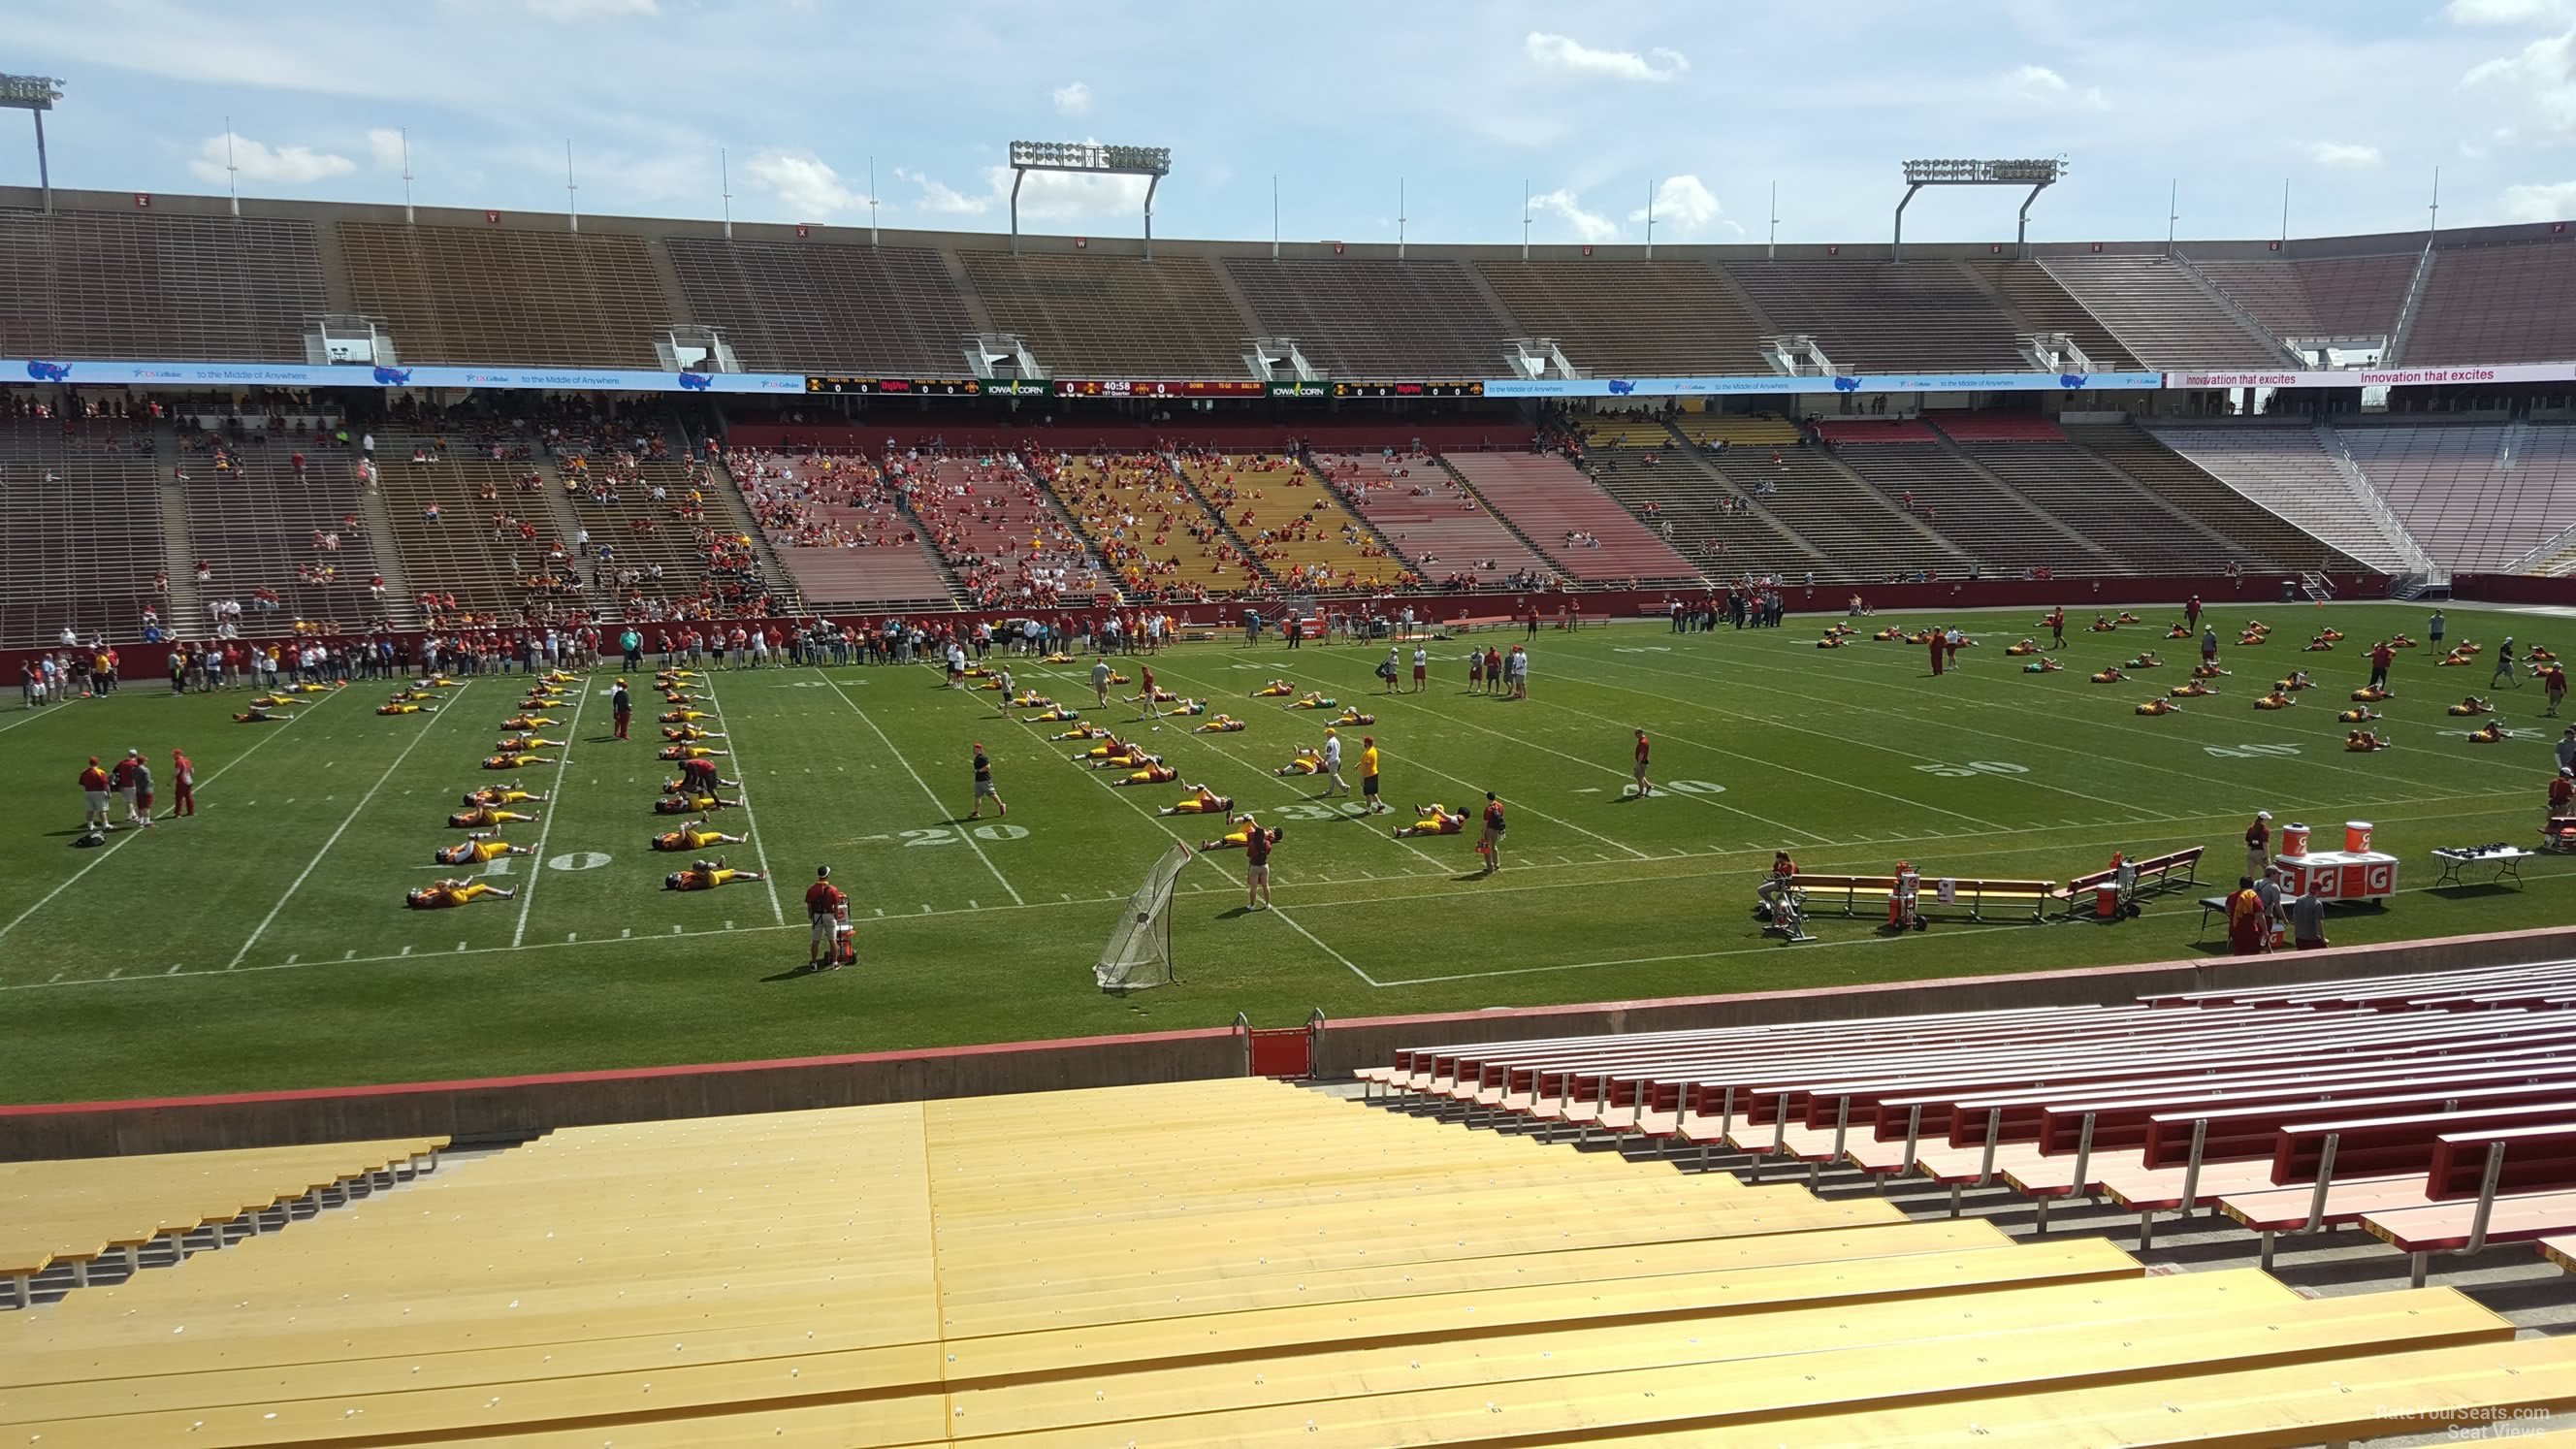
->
0, 75, 65, 214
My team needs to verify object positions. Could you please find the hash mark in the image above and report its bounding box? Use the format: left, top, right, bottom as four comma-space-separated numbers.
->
400, 946, 413, 956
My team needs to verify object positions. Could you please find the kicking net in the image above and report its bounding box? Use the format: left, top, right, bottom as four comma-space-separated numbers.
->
1095, 842, 1193, 992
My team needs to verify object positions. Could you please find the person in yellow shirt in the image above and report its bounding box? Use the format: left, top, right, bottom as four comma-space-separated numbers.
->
463, 784, 546, 807
655, 791, 740, 815
1194, 714, 1245, 733
652, 819, 747, 852
1275, 746, 1324, 776
408, 878, 516, 909
659, 743, 729, 760
450, 804, 538, 828
377, 701, 435, 715
1159, 784, 1234, 816
501, 714, 564, 729
1109, 761, 1178, 788
1393, 802, 1465, 837
435, 832, 533, 866
485, 752, 556, 770
497, 735, 564, 751
1359, 736, 1386, 814
661, 724, 724, 741
664, 856, 765, 891
659, 708, 710, 724
1047, 721, 1104, 739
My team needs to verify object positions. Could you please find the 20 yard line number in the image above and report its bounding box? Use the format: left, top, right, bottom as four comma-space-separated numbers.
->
2206, 744, 2302, 758
898, 824, 1029, 847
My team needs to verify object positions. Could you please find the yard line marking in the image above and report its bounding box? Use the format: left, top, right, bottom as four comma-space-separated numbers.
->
222, 683, 471, 972
1100, 668, 1457, 872
509, 674, 592, 949
0, 678, 357, 949
1274, 651, 1779, 850
975, 691, 1383, 985
696, 675, 787, 926
818, 671, 1022, 906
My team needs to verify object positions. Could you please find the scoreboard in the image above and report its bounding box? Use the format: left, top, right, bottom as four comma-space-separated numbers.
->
802, 376, 1046, 396
1051, 378, 1269, 399
1331, 380, 1484, 398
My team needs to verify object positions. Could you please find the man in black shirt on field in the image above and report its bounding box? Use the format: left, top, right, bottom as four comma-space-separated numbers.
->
968, 742, 1008, 820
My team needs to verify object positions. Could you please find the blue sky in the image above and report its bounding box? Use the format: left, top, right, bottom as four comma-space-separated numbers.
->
10, 0, 2576, 247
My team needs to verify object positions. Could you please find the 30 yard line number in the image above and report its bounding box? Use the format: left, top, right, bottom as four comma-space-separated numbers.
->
1914, 760, 2031, 778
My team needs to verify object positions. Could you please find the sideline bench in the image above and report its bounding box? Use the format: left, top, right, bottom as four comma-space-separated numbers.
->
2051, 846, 2205, 918
1786, 873, 2055, 924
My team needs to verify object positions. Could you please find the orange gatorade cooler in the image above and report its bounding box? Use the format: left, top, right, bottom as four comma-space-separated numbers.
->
2344, 821, 2374, 853
2281, 822, 2311, 856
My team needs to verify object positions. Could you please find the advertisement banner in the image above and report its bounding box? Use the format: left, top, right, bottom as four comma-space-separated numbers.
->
2163, 362, 2576, 390
1481, 370, 2164, 399
4, 358, 814, 394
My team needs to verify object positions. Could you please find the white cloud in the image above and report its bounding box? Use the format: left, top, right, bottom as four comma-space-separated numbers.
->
984, 164, 1151, 221
1528, 188, 1617, 242
186, 133, 356, 186
2305, 141, 2383, 168
2003, 64, 2110, 110
2463, 27, 2576, 133
2501, 178, 2576, 219
743, 149, 869, 216
895, 165, 988, 215
1628, 175, 1723, 236
1525, 32, 1688, 82
523, 0, 658, 18
1051, 81, 1092, 115
2446, 0, 2573, 23
366, 128, 408, 171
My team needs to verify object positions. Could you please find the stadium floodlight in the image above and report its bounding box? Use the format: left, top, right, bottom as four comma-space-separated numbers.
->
0, 74, 64, 214
1007, 140, 1172, 258
1894, 155, 2066, 261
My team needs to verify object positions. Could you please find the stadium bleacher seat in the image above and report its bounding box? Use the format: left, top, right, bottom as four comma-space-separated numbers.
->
1223, 259, 1512, 377
1181, 451, 1406, 593
1581, 433, 1818, 583
1473, 261, 1775, 375
2342, 422, 2576, 573
338, 222, 668, 367
1444, 452, 1701, 586
2401, 240, 2576, 365
7, 1078, 2568, 1444
0, 416, 168, 648
2060, 422, 2370, 574
664, 239, 976, 374
1815, 424, 2101, 575
2146, 422, 2428, 575
1035, 449, 1260, 596
1675, 416, 1961, 581
0, 209, 329, 362
2198, 253, 2416, 349
1723, 261, 2033, 372
1970, 260, 2146, 370
2039, 255, 2294, 368
907, 454, 1107, 609
726, 444, 959, 610
1317, 452, 1554, 589
956, 251, 1252, 377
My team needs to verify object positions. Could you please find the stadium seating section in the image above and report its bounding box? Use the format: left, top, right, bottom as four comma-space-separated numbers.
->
1180, 451, 1406, 592
338, 222, 666, 367
1223, 259, 1511, 377
1473, 260, 1775, 375
1037, 449, 1264, 596
7, 1071, 2572, 1441
2040, 255, 2291, 368
728, 446, 957, 609
2146, 422, 2428, 575
665, 239, 976, 374
1318, 451, 1554, 589
0, 417, 168, 646
2198, 252, 2416, 346
1723, 260, 2031, 372
2062, 422, 2371, 575
0, 209, 328, 362
956, 251, 1249, 377
2345, 422, 2576, 573
2401, 241, 2576, 365
1445, 452, 1699, 585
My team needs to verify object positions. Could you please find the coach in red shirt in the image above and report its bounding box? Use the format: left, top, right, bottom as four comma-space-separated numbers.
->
805, 866, 849, 971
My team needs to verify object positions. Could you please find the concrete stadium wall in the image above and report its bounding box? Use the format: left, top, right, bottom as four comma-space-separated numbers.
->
5, 924, 2572, 1161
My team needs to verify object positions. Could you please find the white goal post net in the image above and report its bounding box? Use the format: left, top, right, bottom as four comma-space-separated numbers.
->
1095, 842, 1193, 993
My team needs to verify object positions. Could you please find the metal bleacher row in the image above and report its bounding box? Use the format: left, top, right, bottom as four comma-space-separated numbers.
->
9, 196, 2576, 376
7, 1078, 2571, 1443
1363, 960, 2576, 1296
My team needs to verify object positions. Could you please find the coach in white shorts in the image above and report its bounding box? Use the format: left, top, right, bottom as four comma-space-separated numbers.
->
1320, 728, 1347, 795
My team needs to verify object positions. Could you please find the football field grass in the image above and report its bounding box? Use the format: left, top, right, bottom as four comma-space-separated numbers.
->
3, 600, 2569, 1105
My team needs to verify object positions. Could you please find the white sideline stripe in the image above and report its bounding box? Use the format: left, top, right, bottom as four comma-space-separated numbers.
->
10, 789, 2555, 989
0, 682, 358, 946
511, 675, 592, 948
223, 683, 472, 971
822, 671, 1023, 906
696, 676, 786, 926
1376, 922, 2025, 986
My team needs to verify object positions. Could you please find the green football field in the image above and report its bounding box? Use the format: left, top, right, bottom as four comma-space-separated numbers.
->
3, 600, 2569, 1105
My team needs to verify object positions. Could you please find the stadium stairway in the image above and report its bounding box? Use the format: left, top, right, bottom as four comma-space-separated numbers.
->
352, 481, 416, 628
153, 449, 203, 634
